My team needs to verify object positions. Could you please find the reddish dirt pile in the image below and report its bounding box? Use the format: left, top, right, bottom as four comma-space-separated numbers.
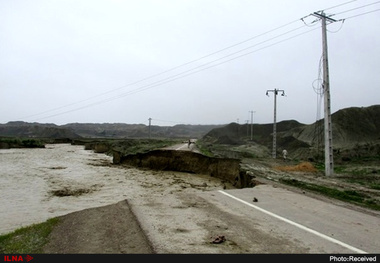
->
275, 162, 318, 173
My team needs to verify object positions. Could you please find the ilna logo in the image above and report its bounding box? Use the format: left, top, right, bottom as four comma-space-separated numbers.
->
3, 255, 33, 262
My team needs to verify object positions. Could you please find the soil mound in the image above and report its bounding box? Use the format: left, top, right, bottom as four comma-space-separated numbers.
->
275, 162, 318, 172
115, 149, 255, 188
43, 200, 154, 254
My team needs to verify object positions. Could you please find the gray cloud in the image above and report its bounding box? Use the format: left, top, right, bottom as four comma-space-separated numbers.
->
1, 0, 379, 126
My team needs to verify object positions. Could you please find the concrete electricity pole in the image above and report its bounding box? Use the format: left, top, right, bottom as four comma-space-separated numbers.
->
249, 110, 255, 141
266, 89, 285, 158
246, 120, 249, 137
148, 118, 152, 139
312, 11, 335, 176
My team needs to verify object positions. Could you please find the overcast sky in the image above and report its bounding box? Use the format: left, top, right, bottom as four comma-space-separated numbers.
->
1, 0, 379, 126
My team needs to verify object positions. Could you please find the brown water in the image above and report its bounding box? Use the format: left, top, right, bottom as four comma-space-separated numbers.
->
0, 144, 141, 235
0, 143, 228, 255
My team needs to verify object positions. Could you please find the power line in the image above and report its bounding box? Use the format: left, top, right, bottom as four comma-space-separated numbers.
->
23, 1, 380, 123
31, 25, 318, 122
20, 19, 301, 121
323, 0, 359, 11
342, 7, 380, 19
302, 0, 380, 24
333, 0, 380, 16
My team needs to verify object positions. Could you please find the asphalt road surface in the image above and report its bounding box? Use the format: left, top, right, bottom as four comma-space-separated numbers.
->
162, 139, 198, 152
198, 185, 380, 253
157, 141, 380, 253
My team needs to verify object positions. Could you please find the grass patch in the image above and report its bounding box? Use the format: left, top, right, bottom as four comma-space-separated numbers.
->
279, 178, 380, 211
0, 137, 45, 149
194, 140, 214, 157
344, 177, 380, 190
108, 138, 182, 156
0, 218, 59, 253
332, 165, 380, 190
370, 183, 380, 190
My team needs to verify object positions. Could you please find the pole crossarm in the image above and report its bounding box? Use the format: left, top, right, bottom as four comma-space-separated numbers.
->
266, 89, 285, 96
312, 11, 337, 23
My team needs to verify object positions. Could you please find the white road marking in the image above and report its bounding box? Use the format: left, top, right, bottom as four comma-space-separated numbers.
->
218, 190, 367, 254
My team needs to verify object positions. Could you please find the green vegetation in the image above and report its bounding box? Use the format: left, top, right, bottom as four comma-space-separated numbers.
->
73, 138, 182, 155
339, 173, 380, 191
117, 139, 181, 155
196, 139, 261, 159
0, 137, 45, 149
313, 159, 380, 191
279, 178, 380, 211
0, 218, 59, 253
195, 140, 214, 157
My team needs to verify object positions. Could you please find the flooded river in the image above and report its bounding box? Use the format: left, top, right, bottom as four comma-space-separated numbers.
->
0, 144, 141, 235
0, 143, 232, 255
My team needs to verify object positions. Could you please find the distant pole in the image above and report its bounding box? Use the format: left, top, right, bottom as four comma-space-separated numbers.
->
249, 110, 255, 141
246, 120, 249, 137
266, 89, 285, 158
313, 11, 335, 176
148, 118, 152, 139
236, 118, 239, 137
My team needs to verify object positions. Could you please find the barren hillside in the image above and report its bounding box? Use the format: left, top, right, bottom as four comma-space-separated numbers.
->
1, 105, 379, 161
199, 105, 380, 161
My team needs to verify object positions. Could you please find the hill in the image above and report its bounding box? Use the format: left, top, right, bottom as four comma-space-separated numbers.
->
1, 105, 379, 160
202, 119, 304, 145
62, 123, 222, 139
199, 105, 380, 161
0, 121, 222, 140
0, 121, 81, 139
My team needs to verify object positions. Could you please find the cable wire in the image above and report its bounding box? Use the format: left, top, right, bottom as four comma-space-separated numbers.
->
323, 0, 359, 11
23, 1, 380, 123
31, 26, 320, 122
20, 18, 302, 121
342, 7, 380, 19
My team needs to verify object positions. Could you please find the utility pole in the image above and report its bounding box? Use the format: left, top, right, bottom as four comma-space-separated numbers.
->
266, 89, 285, 158
236, 118, 239, 137
249, 110, 255, 141
148, 118, 152, 139
312, 11, 335, 176
246, 120, 249, 138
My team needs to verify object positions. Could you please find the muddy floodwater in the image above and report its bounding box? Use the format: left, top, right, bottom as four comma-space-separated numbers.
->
0, 144, 139, 235
0, 143, 227, 240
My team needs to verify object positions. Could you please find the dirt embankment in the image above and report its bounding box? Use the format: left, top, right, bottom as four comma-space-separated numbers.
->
43, 200, 154, 254
114, 149, 254, 189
